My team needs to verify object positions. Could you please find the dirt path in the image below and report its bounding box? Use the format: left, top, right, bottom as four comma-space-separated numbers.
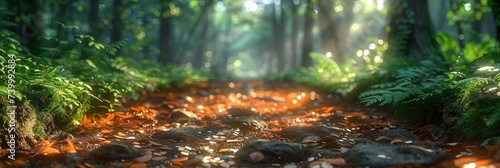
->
2, 80, 499, 167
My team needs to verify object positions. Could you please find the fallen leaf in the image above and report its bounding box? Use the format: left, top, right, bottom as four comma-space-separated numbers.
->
375, 136, 392, 141
135, 153, 152, 162
124, 161, 148, 168
171, 156, 189, 163
32, 140, 55, 156
454, 156, 478, 166
390, 138, 405, 144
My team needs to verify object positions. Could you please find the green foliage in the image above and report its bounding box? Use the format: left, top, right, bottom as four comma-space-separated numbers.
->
270, 37, 387, 96
268, 52, 357, 93
446, 0, 491, 25
436, 32, 496, 65
0, 31, 95, 132
1, 20, 212, 135
359, 50, 500, 137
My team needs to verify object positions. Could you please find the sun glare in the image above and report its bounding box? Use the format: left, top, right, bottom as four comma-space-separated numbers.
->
244, 0, 259, 12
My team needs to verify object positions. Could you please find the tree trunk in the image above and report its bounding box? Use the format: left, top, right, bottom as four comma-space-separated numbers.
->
177, 0, 215, 65
192, 8, 211, 68
219, 13, 232, 73
301, 0, 314, 67
111, 0, 122, 43
385, 0, 442, 62
89, 0, 100, 38
449, 0, 465, 50
19, 0, 45, 56
158, 0, 174, 65
490, 0, 500, 41
290, 1, 299, 68
272, 1, 286, 72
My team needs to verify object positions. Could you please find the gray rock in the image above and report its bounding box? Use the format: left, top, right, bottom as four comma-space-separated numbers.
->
222, 117, 267, 132
376, 128, 420, 142
236, 140, 309, 164
280, 125, 342, 142
88, 144, 141, 161
152, 127, 209, 141
343, 144, 451, 168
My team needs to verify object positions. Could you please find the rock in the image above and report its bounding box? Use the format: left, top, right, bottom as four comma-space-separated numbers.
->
152, 127, 209, 141
235, 140, 309, 164
88, 144, 141, 161
222, 117, 267, 132
168, 110, 200, 123
280, 125, 342, 142
227, 108, 257, 117
343, 144, 451, 168
376, 128, 420, 142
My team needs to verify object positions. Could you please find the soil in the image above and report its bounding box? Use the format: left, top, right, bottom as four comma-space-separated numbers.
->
1, 80, 499, 168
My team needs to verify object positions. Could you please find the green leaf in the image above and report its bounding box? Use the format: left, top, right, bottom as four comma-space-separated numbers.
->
85, 59, 98, 69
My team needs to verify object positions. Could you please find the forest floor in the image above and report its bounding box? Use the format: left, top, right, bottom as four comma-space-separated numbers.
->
2, 80, 500, 168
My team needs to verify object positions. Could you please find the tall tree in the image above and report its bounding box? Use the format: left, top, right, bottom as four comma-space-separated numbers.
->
219, 11, 232, 73
490, 0, 500, 41
158, 0, 174, 65
385, 0, 441, 62
290, 0, 300, 68
191, 4, 212, 68
318, 0, 354, 64
272, 1, 286, 71
18, 0, 45, 56
177, 0, 215, 65
301, 0, 314, 67
89, 0, 100, 38
111, 0, 123, 44
449, 0, 466, 50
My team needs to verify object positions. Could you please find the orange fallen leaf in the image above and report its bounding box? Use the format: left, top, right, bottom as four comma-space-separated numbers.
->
32, 140, 54, 155
474, 159, 492, 167
390, 139, 405, 144
171, 157, 189, 166
124, 161, 148, 168
375, 136, 392, 141
115, 112, 134, 119
39, 148, 60, 155
107, 113, 115, 121
454, 156, 478, 166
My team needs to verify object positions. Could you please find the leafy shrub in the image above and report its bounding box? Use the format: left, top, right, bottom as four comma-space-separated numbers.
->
359, 52, 500, 137
0, 30, 95, 133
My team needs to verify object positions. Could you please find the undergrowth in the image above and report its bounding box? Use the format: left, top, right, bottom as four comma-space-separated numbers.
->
359, 50, 500, 138
0, 22, 210, 136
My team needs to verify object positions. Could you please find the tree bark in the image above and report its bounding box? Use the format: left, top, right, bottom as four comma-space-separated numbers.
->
318, 0, 354, 64
301, 0, 314, 67
272, 1, 286, 71
449, 0, 465, 50
385, 0, 442, 62
290, 0, 299, 68
192, 7, 211, 68
177, 0, 215, 65
490, 0, 500, 41
158, 0, 174, 65
18, 0, 45, 56
219, 12, 232, 73
111, 0, 122, 44
89, 0, 100, 38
